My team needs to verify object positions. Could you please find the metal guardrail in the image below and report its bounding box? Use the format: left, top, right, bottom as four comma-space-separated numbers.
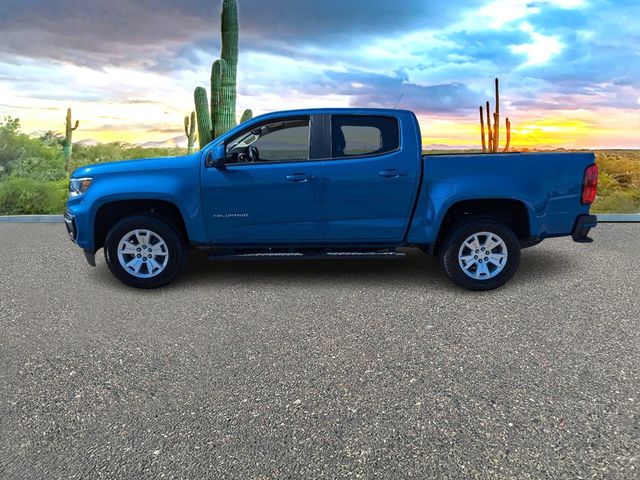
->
1, 214, 640, 223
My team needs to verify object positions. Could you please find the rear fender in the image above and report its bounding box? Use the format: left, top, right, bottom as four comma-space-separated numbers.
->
407, 179, 539, 244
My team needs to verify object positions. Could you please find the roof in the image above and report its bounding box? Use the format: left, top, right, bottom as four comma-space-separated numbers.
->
252, 107, 415, 118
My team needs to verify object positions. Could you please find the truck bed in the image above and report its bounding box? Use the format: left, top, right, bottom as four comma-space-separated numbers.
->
406, 151, 595, 244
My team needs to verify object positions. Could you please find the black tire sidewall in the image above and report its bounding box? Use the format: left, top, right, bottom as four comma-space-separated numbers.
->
104, 214, 186, 288
440, 217, 521, 291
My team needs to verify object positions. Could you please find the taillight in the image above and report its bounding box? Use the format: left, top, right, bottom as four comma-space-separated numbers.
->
581, 164, 598, 205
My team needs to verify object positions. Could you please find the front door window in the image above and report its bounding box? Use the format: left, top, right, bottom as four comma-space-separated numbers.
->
226, 118, 310, 164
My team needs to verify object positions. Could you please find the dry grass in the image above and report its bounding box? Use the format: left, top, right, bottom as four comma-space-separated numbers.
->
593, 150, 640, 213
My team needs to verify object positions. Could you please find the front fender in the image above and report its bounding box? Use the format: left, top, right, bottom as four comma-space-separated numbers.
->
67, 169, 207, 250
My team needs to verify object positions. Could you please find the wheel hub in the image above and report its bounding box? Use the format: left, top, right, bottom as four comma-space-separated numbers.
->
458, 232, 508, 280
117, 229, 169, 279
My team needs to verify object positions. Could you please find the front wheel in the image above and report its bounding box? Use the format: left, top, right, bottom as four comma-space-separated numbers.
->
440, 217, 521, 291
104, 214, 187, 288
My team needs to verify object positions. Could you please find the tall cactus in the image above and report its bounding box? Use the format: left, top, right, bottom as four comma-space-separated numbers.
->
194, 0, 245, 148
493, 78, 500, 151
63, 108, 79, 174
504, 118, 511, 153
478, 78, 512, 153
219, 0, 238, 134
240, 109, 253, 124
486, 101, 493, 152
194, 87, 212, 148
211, 58, 227, 138
479, 106, 486, 153
184, 111, 197, 154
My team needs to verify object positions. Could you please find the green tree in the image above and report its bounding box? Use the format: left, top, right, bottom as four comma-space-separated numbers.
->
0, 116, 23, 176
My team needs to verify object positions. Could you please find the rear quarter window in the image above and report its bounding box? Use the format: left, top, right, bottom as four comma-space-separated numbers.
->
331, 115, 400, 159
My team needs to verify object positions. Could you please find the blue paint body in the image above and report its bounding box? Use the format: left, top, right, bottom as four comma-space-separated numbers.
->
67, 108, 594, 253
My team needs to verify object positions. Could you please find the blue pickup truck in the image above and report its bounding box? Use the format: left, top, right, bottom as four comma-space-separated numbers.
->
65, 108, 598, 290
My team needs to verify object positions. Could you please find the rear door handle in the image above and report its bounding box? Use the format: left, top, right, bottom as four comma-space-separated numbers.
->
286, 173, 314, 183
378, 169, 408, 178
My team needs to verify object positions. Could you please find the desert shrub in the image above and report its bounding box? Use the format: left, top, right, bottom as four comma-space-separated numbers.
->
0, 117, 66, 180
9, 153, 66, 181
596, 171, 621, 192
0, 117, 25, 176
121, 145, 187, 159
67, 143, 126, 173
596, 151, 640, 189
592, 189, 640, 214
67, 143, 187, 173
592, 151, 640, 213
0, 177, 67, 215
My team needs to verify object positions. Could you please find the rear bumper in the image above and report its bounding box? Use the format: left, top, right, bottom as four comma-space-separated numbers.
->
572, 214, 597, 243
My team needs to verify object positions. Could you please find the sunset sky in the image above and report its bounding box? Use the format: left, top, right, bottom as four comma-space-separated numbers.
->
0, 0, 638, 148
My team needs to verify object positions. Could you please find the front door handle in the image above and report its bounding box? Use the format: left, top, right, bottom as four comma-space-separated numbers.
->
286, 174, 314, 183
378, 169, 408, 178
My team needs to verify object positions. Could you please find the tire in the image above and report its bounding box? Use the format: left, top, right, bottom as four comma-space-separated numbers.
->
439, 216, 521, 291
104, 214, 187, 288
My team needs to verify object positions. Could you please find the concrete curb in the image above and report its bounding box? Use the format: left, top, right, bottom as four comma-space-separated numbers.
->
1, 214, 639, 224
0, 215, 64, 223
596, 214, 640, 223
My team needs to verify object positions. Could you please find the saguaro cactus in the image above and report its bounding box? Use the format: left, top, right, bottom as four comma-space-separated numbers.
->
493, 78, 500, 150
211, 58, 227, 138
184, 111, 197, 154
479, 106, 486, 153
219, 0, 238, 134
194, 87, 212, 147
194, 0, 248, 148
478, 78, 512, 153
63, 108, 79, 173
486, 101, 493, 152
240, 109, 253, 124
504, 118, 511, 153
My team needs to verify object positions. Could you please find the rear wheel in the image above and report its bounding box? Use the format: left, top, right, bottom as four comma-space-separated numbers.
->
440, 217, 520, 291
104, 214, 187, 288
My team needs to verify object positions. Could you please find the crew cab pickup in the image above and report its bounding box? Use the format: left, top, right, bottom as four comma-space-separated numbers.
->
65, 108, 598, 290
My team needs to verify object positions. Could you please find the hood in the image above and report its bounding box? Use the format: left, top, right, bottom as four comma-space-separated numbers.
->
71, 153, 199, 178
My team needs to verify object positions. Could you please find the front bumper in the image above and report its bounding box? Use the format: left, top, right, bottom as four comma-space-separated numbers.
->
572, 214, 597, 243
65, 210, 96, 266
64, 211, 77, 243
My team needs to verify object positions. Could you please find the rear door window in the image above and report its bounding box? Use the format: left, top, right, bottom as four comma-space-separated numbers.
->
331, 115, 400, 159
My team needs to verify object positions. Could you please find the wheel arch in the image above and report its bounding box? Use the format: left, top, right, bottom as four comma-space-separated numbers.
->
94, 199, 189, 251
432, 198, 532, 256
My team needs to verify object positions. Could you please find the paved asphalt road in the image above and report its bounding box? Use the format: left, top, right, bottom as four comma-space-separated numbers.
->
0, 223, 638, 479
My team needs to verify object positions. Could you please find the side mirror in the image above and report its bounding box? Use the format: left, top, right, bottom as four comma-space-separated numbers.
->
206, 144, 226, 168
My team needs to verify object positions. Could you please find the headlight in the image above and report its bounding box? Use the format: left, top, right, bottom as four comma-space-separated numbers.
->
69, 177, 93, 197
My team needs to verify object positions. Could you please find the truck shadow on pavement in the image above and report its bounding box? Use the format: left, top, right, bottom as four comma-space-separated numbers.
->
91, 246, 575, 292
96, 248, 578, 294
159, 247, 574, 291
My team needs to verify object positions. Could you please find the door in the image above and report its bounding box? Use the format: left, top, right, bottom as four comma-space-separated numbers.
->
322, 114, 420, 242
201, 116, 324, 244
